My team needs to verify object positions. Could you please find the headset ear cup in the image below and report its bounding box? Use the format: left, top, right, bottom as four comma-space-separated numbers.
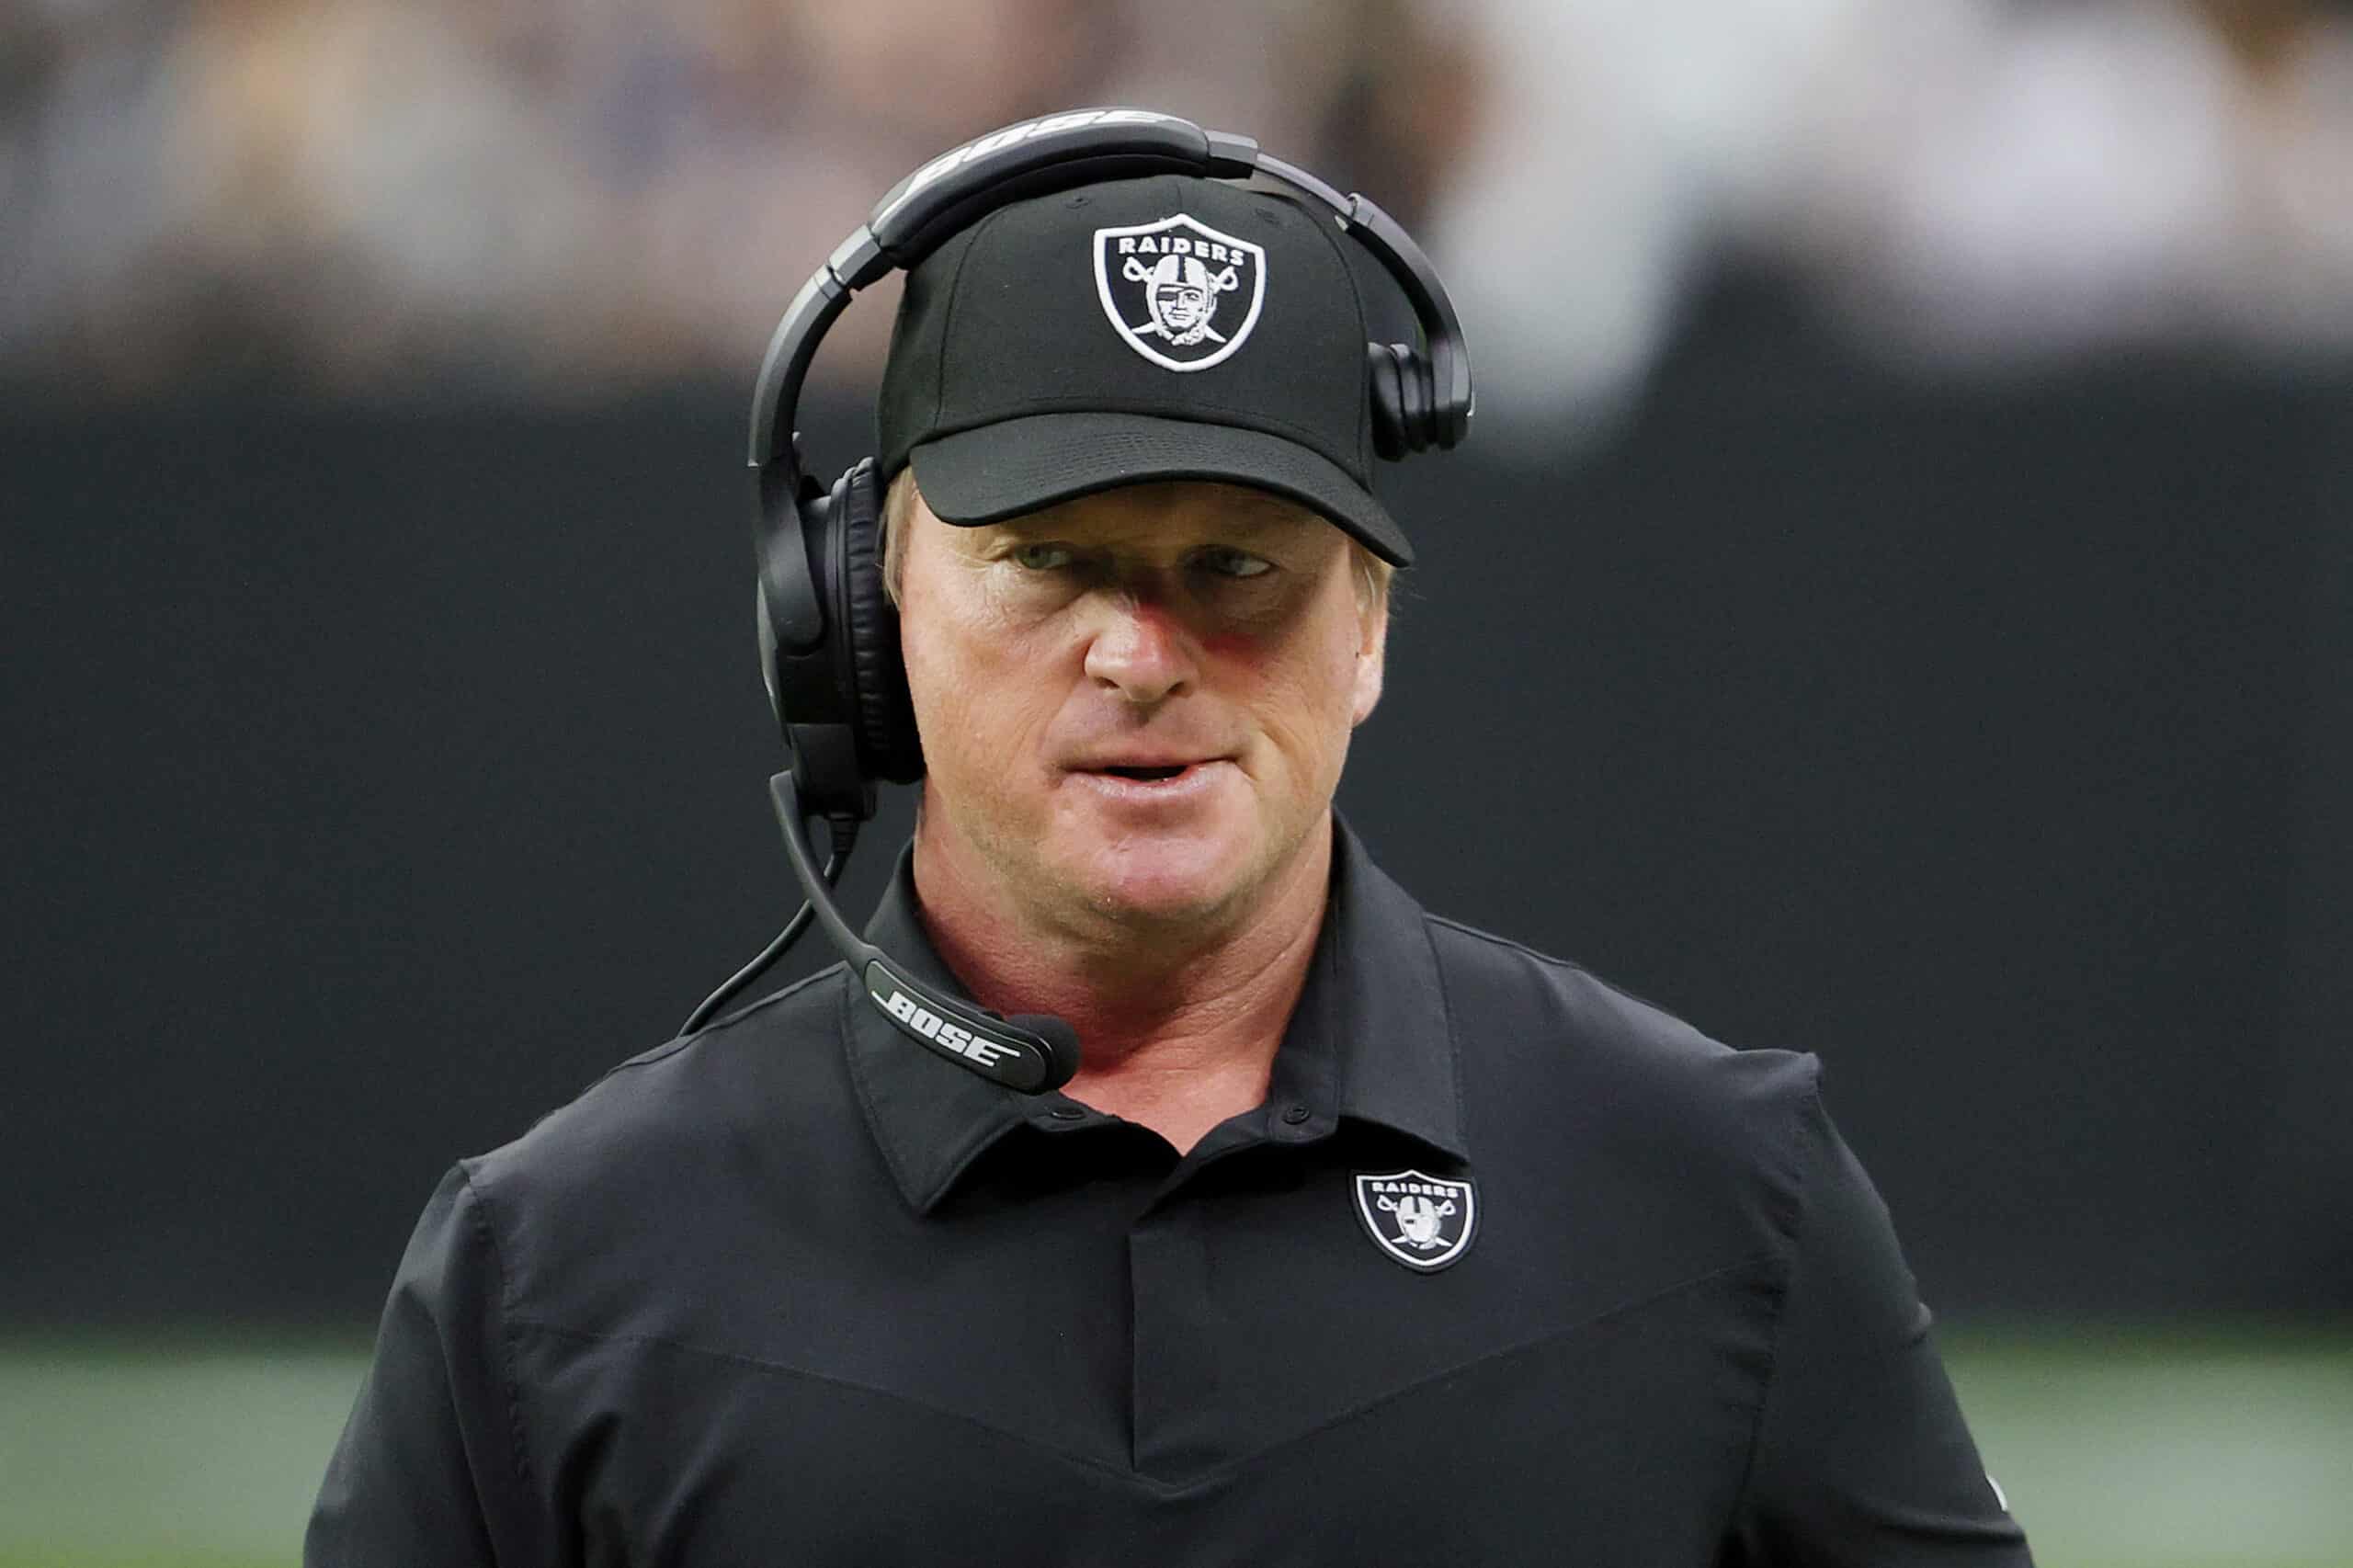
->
1368, 342, 1441, 459
1366, 343, 1409, 461
834, 459, 925, 784
1388, 342, 1435, 454
756, 465, 824, 738
755, 494, 791, 734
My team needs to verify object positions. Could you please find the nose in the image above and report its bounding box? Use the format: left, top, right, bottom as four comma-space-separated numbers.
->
1083, 591, 1198, 707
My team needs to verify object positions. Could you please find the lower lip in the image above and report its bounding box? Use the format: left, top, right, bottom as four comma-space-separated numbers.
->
1069, 760, 1231, 808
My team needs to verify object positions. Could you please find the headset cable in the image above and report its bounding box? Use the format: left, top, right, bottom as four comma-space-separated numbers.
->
678, 814, 859, 1035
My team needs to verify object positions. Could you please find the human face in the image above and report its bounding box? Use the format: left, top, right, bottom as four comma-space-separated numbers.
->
1158, 284, 1209, 331
897, 480, 1387, 939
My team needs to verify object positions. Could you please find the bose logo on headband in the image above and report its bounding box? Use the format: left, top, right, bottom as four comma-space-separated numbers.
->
878, 987, 1023, 1068
891, 108, 1177, 213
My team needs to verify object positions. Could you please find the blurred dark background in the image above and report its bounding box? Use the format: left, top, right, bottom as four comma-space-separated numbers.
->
10, 344, 2350, 1336
6, 0, 2349, 1334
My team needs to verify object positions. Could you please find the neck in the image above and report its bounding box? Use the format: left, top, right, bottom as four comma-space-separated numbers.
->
909, 809, 1336, 1150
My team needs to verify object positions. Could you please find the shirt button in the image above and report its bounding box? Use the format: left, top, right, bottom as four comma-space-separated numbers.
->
1048, 1106, 1086, 1121
1280, 1103, 1312, 1125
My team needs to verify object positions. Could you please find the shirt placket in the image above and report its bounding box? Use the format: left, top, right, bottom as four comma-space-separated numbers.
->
1128, 1193, 1225, 1477
1124, 1097, 1336, 1479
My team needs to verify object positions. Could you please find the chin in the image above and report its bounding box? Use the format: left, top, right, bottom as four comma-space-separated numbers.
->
1060, 828, 1258, 926
1030, 800, 1289, 923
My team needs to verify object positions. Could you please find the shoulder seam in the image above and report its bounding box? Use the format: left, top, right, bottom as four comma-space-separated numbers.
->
693, 958, 853, 1038
455, 1159, 539, 1506
1423, 912, 1587, 971
1419, 913, 1472, 1153
1718, 1062, 1829, 1533
1423, 913, 1695, 1028
586, 961, 850, 1092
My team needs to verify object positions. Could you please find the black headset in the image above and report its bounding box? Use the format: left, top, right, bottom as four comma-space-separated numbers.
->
687, 108, 1472, 1089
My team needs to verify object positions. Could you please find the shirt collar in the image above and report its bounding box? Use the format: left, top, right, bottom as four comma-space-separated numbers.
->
843, 811, 1468, 1214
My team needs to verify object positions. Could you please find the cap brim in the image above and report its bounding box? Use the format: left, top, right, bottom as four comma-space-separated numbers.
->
906, 412, 1414, 568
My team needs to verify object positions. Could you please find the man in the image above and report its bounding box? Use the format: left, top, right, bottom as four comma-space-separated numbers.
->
310, 165, 2033, 1563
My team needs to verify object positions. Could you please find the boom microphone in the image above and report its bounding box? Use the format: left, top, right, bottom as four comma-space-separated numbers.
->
767, 771, 1083, 1094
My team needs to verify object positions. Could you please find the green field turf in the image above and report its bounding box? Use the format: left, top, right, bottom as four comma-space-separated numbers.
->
1, 1322, 2345, 1566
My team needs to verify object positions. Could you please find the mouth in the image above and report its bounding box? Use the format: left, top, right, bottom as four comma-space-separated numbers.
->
1067, 757, 1232, 802
1094, 764, 1191, 782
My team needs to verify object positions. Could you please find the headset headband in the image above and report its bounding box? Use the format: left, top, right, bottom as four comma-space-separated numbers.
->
746, 108, 1472, 484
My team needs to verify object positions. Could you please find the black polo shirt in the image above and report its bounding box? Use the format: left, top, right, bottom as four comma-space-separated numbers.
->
309, 817, 2031, 1565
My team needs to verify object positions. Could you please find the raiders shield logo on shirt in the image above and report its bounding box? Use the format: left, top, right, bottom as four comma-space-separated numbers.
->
1093, 214, 1267, 371
1354, 1169, 1478, 1271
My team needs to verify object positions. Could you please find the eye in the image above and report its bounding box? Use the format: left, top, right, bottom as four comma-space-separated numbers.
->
1010, 542, 1076, 571
1194, 546, 1273, 579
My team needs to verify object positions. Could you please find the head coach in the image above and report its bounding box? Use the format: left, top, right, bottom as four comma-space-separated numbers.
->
309, 110, 2032, 1566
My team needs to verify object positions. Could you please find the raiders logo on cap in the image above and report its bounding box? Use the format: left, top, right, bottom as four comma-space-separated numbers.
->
1354, 1169, 1477, 1271
1092, 214, 1267, 371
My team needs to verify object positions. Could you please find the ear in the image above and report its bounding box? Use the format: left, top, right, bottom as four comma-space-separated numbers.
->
1350, 591, 1388, 727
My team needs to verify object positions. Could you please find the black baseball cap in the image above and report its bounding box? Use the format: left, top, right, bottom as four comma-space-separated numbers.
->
877, 174, 1414, 567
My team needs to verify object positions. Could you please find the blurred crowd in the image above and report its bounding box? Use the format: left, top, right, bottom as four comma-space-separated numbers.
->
6, 0, 2350, 418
